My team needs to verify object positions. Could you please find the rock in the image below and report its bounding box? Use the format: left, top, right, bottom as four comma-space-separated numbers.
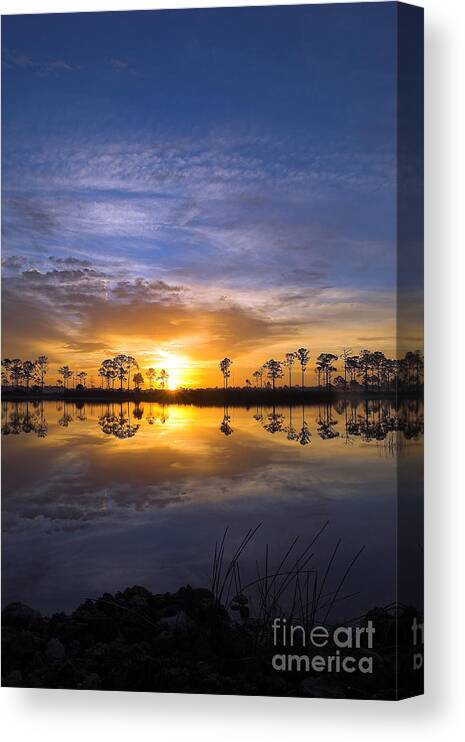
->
232, 594, 248, 606
82, 672, 101, 690
153, 629, 175, 653
46, 638, 66, 660
4, 670, 23, 686
160, 610, 192, 627
129, 595, 148, 608
2, 603, 41, 629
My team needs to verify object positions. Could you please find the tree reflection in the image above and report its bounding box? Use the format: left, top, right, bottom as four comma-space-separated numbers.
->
98, 402, 139, 439
1, 400, 48, 438
316, 403, 340, 440
297, 405, 311, 446
220, 406, 233, 436
286, 405, 299, 442
1, 399, 423, 448
263, 406, 284, 434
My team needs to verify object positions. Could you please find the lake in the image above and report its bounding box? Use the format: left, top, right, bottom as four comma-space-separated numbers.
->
2, 399, 423, 621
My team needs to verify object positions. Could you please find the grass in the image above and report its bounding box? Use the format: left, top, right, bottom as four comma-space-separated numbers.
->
210, 523, 366, 644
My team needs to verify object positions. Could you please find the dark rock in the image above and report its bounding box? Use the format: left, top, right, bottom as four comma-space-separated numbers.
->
82, 672, 101, 690
46, 638, 66, 660
2, 603, 41, 629
4, 669, 23, 686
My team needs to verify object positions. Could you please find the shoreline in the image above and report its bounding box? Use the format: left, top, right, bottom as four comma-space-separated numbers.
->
2, 388, 423, 405
2, 584, 421, 698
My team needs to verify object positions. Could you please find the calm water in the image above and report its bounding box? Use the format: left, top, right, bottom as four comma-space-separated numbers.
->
2, 399, 423, 618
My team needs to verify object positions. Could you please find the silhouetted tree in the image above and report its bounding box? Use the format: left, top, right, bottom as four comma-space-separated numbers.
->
36, 355, 48, 391
158, 369, 169, 389
126, 356, 138, 392
295, 348, 310, 389
99, 358, 117, 389
219, 358, 232, 390
252, 369, 262, 388
316, 353, 336, 388
113, 354, 129, 391
76, 371, 87, 388
146, 367, 156, 389
346, 356, 360, 385
9, 359, 24, 390
21, 360, 37, 392
1, 359, 12, 389
285, 352, 296, 388
341, 347, 352, 390
358, 350, 371, 392
371, 351, 386, 393
264, 359, 283, 391
58, 365, 72, 391
133, 371, 144, 390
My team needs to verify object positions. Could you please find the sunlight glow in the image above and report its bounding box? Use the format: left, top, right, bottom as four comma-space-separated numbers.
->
150, 351, 190, 390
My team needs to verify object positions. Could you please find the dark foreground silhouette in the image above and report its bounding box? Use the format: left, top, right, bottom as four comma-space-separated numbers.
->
2, 585, 422, 699
2, 386, 422, 405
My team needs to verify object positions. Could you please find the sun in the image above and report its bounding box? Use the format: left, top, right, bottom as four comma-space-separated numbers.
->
151, 351, 189, 390
168, 373, 179, 391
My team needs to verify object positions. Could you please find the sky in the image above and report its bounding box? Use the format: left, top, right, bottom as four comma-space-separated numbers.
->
1, 3, 422, 387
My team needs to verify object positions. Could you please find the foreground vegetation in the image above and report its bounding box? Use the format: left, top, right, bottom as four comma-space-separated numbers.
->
2, 526, 422, 699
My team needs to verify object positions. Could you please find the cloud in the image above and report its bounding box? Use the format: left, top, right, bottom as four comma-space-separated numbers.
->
1, 255, 25, 273
107, 58, 130, 70
2, 49, 78, 76
49, 256, 92, 268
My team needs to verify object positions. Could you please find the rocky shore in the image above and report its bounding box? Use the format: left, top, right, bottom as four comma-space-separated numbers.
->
2, 585, 421, 698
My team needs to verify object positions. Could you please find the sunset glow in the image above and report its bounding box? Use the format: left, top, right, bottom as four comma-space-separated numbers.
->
1, 7, 423, 386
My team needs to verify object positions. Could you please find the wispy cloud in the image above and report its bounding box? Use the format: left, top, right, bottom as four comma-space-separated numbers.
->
2, 49, 78, 75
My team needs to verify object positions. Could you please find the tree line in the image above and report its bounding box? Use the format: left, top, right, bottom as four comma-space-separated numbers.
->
219, 347, 423, 392
2, 346, 423, 395
1, 354, 170, 393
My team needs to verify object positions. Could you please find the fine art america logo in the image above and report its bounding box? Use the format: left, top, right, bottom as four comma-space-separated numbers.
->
271, 616, 424, 675
271, 618, 376, 674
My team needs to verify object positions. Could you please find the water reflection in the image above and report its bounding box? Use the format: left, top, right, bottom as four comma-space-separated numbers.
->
1, 400, 48, 438
2, 399, 423, 615
2, 398, 423, 448
98, 402, 140, 439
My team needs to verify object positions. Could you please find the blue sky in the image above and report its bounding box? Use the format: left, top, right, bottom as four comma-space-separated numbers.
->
2, 3, 416, 383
